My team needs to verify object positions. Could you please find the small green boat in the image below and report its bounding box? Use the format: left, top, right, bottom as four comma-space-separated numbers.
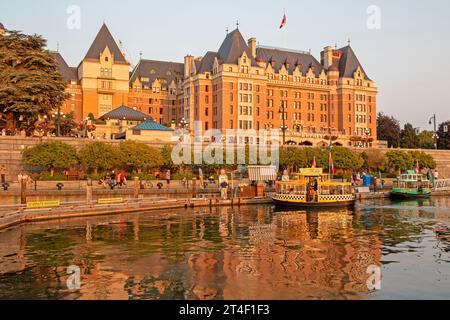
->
390, 170, 432, 199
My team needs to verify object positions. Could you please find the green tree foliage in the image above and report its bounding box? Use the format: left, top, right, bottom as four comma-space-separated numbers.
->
409, 151, 436, 169
0, 30, 68, 134
78, 142, 117, 174
361, 149, 386, 172
417, 130, 436, 149
385, 150, 436, 171
22, 141, 78, 171
400, 123, 419, 149
280, 147, 327, 171
377, 113, 400, 148
437, 121, 450, 150
58, 112, 78, 136
331, 147, 364, 171
115, 141, 164, 172
385, 150, 414, 171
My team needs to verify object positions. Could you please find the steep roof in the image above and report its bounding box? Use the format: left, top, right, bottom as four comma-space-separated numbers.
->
256, 47, 324, 77
84, 24, 127, 63
51, 52, 78, 82
0, 22, 4, 30
99, 105, 150, 121
337, 46, 371, 80
133, 120, 173, 132
130, 59, 184, 87
217, 28, 257, 66
197, 51, 218, 74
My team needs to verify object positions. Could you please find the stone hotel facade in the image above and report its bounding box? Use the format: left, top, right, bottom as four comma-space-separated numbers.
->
52, 23, 378, 147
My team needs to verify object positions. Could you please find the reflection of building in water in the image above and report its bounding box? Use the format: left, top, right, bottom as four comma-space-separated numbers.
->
0, 207, 382, 300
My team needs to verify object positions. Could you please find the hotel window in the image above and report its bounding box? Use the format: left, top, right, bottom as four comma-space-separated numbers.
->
230, 82, 234, 90
230, 120, 234, 129
256, 107, 260, 116
230, 93, 234, 102
230, 106, 234, 114
205, 122, 209, 130
205, 96, 209, 104
205, 108, 209, 116
160, 108, 163, 115
205, 85, 209, 92
256, 85, 260, 92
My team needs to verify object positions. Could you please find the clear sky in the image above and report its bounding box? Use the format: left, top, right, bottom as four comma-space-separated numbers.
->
1, 0, 449, 130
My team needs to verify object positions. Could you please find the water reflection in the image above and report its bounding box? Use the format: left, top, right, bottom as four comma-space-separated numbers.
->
0, 198, 449, 300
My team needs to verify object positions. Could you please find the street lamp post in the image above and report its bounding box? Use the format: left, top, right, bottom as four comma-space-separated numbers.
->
179, 117, 187, 142
279, 104, 287, 145
429, 114, 438, 150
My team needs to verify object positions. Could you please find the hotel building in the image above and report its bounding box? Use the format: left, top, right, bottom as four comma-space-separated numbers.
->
53, 23, 378, 147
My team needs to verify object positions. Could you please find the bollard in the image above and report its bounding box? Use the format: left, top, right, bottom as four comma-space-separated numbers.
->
134, 177, 139, 199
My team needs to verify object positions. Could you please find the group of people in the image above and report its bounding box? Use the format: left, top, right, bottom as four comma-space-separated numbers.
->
100, 170, 127, 189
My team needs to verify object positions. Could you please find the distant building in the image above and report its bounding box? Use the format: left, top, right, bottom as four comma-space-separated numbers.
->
53, 23, 378, 147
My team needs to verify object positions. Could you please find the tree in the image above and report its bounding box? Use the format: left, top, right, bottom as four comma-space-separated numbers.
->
361, 149, 386, 172
400, 123, 419, 149
0, 30, 68, 135
57, 112, 78, 136
417, 130, 436, 149
409, 151, 436, 170
115, 141, 164, 172
385, 150, 414, 171
22, 141, 78, 172
377, 113, 400, 148
279, 147, 330, 171
330, 147, 364, 171
79, 142, 117, 174
437, 121, 450, 150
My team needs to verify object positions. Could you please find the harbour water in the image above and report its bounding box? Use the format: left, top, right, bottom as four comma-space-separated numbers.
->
0, 198, 449, 300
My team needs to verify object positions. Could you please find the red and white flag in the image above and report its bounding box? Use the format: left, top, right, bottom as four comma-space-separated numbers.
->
312, 156, 317, 169
415, 160, 420, 174
329, 153, 335, 176
279, 14, 287, 29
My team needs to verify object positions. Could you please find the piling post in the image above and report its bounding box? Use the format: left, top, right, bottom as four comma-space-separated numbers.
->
134, 177, 140, 199
20, 178, 27, 205
192, 178, 197, 199
86, 179, 93, 204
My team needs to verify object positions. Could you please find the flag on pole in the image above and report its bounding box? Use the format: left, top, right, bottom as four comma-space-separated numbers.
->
415, 160, 420, 174
329, 153, 335, 176
312, 156, 317, 169
279, 14, 287, 29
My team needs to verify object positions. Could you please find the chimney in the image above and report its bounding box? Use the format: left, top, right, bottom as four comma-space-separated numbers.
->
248, 37, 257, 58
323, 46, 334, 70
184, 55, 194, 78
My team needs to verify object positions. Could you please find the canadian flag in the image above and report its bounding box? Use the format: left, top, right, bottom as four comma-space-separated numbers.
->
312, 156, 317, 169
329, 153, 335, 176
280, 14, 287, 29
415, 160, 420, 174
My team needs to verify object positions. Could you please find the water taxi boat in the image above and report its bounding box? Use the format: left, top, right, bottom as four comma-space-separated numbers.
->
273, 168, 356, 208
390, 170, 431, 199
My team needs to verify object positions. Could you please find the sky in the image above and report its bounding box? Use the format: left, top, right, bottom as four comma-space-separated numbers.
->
1, 0, 450, 130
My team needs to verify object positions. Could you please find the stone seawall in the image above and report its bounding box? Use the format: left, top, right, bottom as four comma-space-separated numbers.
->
1, 136, 450, 182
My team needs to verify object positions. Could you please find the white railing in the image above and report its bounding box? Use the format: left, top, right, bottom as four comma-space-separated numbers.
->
434, 179, 450, 191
